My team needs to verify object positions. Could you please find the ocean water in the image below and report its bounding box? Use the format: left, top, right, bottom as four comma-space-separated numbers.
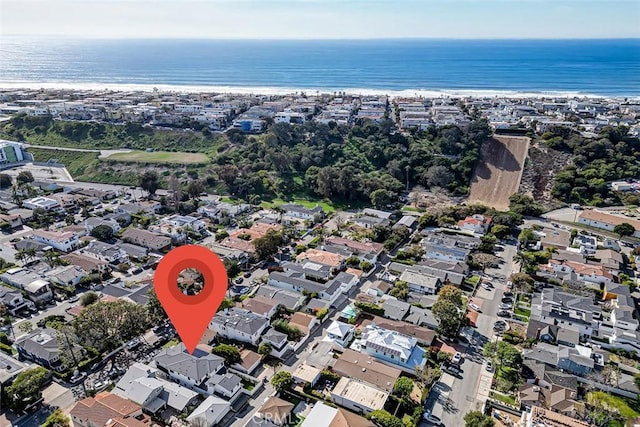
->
0, 38, 639, 96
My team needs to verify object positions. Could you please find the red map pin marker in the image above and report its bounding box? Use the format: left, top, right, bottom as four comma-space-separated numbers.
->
154, 245, 228, 354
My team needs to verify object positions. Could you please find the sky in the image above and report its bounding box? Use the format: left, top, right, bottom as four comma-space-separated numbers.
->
1, 0, 639, 39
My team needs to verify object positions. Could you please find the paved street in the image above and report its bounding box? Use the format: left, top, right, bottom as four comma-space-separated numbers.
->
425, 243, 517, 426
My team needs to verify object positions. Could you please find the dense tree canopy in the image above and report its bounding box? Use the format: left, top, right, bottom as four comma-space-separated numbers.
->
271, 371, 294, 393
72, 300, 149, 351
432, 285, 465, 337
5, 366, 50, 411
464, 410, 495, 427
549, 126, 640, 206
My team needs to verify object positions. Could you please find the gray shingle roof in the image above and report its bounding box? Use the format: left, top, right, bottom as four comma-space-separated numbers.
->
155, 343, 224, 383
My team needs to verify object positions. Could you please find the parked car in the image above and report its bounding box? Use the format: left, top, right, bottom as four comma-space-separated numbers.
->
452, 352, 463, 365
498, 303, 513, 310
496, 310, 511, 318
503, 291, 513, 297
468, 303, 481, 312
443, 364, 463, 376
234, 277, 244, 284
493, 321, 508, 332
243, 272, 251, 278
126, 338, 141, 350
501, 297, 513, 304
481, 283, 492, 291
486, 361, 494, 372
68, 295, 79, 303
423, 411, 443, 426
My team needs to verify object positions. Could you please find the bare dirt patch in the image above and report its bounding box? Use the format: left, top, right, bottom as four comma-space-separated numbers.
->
468, 135, 530, 211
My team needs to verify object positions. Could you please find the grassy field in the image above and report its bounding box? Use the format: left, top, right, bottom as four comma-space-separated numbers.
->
261, 198, 337, 214
28, 147, 100, 178
105, 150, 209, 164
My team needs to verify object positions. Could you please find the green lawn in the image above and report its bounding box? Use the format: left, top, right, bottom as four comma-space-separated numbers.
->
514, 306, 531, 319
162, 338, 180, 348
465, 275, 481, 286
28, 147, 100, 178
105, 150, 209, 164
261, 198, 337, 214
490, 391, 516, 406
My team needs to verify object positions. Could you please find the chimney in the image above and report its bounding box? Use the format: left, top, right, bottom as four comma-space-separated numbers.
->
536, 328, 541, 340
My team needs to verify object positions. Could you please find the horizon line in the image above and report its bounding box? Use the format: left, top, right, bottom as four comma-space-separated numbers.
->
2, 34, 639, 41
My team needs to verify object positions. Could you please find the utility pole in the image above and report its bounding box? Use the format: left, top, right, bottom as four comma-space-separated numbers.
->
405, 165, 410, 192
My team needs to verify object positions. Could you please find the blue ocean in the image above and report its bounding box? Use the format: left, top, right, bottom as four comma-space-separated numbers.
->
0, 38, 639, 96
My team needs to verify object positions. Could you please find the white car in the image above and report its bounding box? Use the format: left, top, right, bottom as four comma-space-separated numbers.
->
423, 411, 443, 425
481, 282, 492, 290
452, 352, 463, 365
498, 303, 512, 310
468, 303, 481, 312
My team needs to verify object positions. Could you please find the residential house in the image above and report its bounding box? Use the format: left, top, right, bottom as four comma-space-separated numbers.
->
399, 269, 442, 295
241, 295, 280, 318
122, 228, 171, 252
330, 377, 388, 415
296, 249, 346, 270
360, 317, 436, 347
45, 265, 87, 288
530, 289, 601, 338
324, 236, 384, 264
578, 210, 640, 238
423, 243, 470, 263
85, 217, 121, 234
268, 271, 342, 304
0, 285, 35, 315
15, 328, 66, 371
70, 392, 150, 427
0, 351, 28, 386
356, 324, 427, 372
154, 343, 225, 394
382, 298, 410, 321
32, 230, 79, 252
324, 321, 355, 348
281, 204, 324, 221
209, 308, 270, 346
457, 214, 492, 235
0, 213, 23, 230
254, 285, 305, 311
289, 312, 318, 336
292, 362, 322, 386
332, 348, 402, 393
186, 395, 231, 427
232, 349, 261, 375
80, 241, 127, 264
301, 401, 375, 427
261, 329, 292, 359
22, 196, 61, 212
523, 406, 590, 427
0, 268, 53, 303
114, 375, 199, 415
256, 396, 295, 426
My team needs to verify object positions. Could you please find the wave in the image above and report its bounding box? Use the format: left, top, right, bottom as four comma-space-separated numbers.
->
1, 79, 634, 100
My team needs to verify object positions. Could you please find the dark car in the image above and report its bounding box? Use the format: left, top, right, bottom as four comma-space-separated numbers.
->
503, 291, 513, 297
243, 272, 251, 278
497, 310, 511, 318
234, 277, 244, 284
501, 297, 513, 304
443, 364, 463, 377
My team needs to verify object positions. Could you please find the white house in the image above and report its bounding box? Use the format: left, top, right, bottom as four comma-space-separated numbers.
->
578, 210, 640, 239
399, 270, 442, 295
330, 377, 388, 415
261, 329, 292, 359
31, 230, 79, 252
22, 197, 62, 212
324, 321, 355, 348
209, 308, 270, 346
186, 395, 231, 427
457, 214, 492, 235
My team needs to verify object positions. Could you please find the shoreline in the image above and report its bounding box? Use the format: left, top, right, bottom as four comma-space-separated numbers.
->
1, 80, 638, 100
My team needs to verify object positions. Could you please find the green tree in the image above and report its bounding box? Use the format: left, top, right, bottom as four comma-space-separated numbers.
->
223, 258, 241, 278
211, 344, 241, 365
253, 229, 284, 260
464, 410, 495, 427
483, 341, 522, 370
393, 377, 413, 399
79, 291, 99, 307
271, 371, 294, 393
490, 224, 511, 240
42, 409, 71, 427
186, 180, 205, 201
138, 171, 160, 196
634, 373, 640, 392
509, 272, 534, 294
370, 188, 395, 209
90, 224, 114, 241
5, 366, 50, 411
518, 228, 537, 246
432, 285, 464, 338
258, 342, 272, 358
478, 234, 497, 253
389, 281, 409, 300
72, 300, 149, 351
146, 288, 168, 323
614, 223, 635, 237
16, 171, 34, 185
369, 409, 403, 427
0, 173, 12, 189
586, 391, 638, 426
